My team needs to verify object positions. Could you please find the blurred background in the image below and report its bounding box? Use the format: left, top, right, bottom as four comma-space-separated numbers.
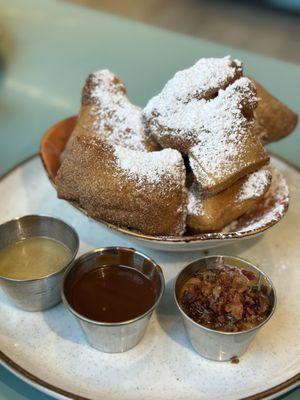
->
67, 0, 300, 64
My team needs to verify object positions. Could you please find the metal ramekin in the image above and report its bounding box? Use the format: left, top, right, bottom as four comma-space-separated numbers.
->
174, 255, 277, 361
62, 247, 165, 353
0, 215, 79, 311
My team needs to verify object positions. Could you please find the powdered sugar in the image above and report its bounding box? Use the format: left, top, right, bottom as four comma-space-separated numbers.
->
238, 168, 272, 201
144, 56, 242, 116
87, 70, 149, 151
114, 146, 184, 185
187, 184, 204, 217
187, 167, 272, 223
224, 166, 289, 233
178, 77, 258, 178
143, 57, 266, 190
143, 56, 248, 136
241, 167, 288, 231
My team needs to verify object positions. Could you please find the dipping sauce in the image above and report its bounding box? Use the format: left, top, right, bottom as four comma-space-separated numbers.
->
66, 266, 156, 323
180, 266, 272, 332
0, 237, 72, 280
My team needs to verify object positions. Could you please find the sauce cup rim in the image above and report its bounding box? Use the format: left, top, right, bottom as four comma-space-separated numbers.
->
174, 254, 277, 336
0, 214, 79, 283
61, 246, 165, 327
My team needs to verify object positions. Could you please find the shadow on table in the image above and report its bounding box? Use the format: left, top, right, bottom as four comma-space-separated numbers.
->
42, 302, 88, 347
155, 276, 194, 352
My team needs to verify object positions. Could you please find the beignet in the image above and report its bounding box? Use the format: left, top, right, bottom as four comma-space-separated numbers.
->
187, 167, 272, 232
65, 70, 158, 155
56, 135, 187, 236
143, 56, 269, 194
252, 80, 298, 144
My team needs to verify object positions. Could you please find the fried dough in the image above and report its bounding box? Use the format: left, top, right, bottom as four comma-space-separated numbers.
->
65, 70, 159, 156
143, 57, 269, 194
56, 135, 187, 236
252, 80, 298, 144
187, 167, 272, 232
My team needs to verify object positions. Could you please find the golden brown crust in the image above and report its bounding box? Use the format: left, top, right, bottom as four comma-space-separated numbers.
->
187, 167, 272, 232
252, 79, 298, 144
56, 136, 187, 236
189, 134, 269, 195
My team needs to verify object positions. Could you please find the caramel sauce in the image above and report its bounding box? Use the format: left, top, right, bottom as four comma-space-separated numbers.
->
66, 266, 156, 323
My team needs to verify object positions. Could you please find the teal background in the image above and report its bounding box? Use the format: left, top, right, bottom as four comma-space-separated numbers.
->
0, 0, 299, 399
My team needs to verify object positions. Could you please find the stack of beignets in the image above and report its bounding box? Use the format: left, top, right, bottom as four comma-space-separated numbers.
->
56, 56, 297, 236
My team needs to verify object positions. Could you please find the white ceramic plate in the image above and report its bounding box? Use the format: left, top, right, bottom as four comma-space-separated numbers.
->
0, 155, 299, 400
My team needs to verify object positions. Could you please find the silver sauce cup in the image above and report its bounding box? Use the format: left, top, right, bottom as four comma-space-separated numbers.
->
62, 247, 165, 353
174, 255, 277, 361
0, 215, 79, 311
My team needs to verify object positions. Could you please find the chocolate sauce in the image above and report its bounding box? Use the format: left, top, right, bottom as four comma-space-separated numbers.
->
67, 265, 156, 323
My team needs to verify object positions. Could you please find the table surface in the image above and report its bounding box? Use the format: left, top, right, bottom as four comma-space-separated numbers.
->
0, 0, 299, 399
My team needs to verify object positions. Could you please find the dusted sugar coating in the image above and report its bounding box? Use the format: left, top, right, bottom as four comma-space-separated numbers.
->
237, 168, 272, 202
143, 56, 243, 153
252, 79, 298, 144
187, 167, 272, 232
65, 70, 159, 155
143, 56, 269, 194
188, 78, 269, 193
224, 165, 289, 233
56, 136, 187, 236
114, 146, 181, 185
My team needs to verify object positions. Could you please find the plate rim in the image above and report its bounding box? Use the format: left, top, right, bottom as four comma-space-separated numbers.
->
2, 349, 299, 400
0, 153, 299, 400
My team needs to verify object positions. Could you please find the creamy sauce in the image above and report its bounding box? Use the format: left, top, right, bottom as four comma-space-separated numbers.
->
0, 237, 72, 280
